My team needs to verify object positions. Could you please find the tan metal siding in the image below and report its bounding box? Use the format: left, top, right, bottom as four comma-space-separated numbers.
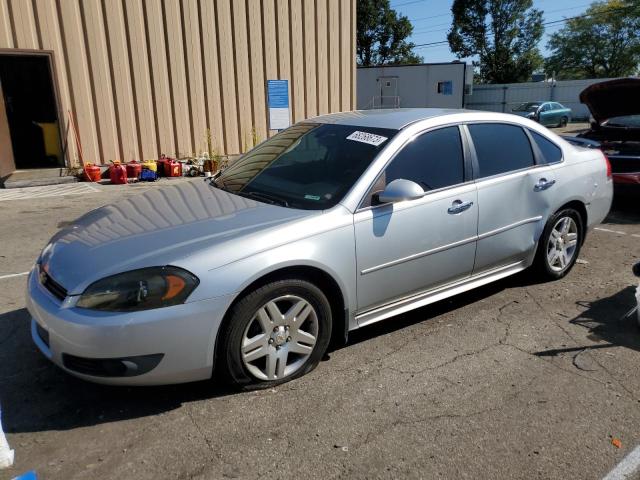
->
0, 0, 13, 48
199, 0, 224, 153
328, 0, 340, 113
315, 0, 328, 115
0, 0, 355, 168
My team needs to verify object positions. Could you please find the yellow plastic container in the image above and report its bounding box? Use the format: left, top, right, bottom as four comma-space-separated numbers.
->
36, 122, 62, 163
141, 160, 157, 172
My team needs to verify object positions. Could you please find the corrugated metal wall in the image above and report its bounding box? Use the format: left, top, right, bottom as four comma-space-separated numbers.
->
465, 78, 618, 119
0, 0, 356, 167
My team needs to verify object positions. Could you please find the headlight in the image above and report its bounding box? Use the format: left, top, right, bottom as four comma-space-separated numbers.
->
76, 266, 199, 312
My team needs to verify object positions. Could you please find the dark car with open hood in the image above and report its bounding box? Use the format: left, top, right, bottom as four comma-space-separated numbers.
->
564, 78, 640, 195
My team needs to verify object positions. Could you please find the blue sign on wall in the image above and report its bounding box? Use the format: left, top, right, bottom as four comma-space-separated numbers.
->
267, 80, 290, 130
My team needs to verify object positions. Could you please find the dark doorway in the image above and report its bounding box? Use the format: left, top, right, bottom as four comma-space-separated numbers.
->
0, 54, 63, 171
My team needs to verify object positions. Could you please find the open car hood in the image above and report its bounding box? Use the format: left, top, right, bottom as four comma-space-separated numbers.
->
579, 78, 640, 125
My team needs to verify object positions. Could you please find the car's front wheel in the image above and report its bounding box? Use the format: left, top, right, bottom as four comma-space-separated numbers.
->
219, 278, 332, 388
534, 209, 583, 279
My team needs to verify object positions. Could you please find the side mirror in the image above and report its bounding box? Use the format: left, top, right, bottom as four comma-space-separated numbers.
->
633, 262, 640, 278
377, 179, 425, 204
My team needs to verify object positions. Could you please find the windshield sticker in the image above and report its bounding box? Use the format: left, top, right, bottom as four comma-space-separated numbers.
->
304, 194, 321, 201
346, 131, 388, 147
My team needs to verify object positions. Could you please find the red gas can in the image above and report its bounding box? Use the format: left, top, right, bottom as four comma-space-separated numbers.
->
156, 154, 168, 177
83, 164, 102, 182
109, 161, 128, 184
126, 160, 142, 179
164, 157, 182, 177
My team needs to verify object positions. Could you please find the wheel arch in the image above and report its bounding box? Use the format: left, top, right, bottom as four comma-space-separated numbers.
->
212, 264, 349, 377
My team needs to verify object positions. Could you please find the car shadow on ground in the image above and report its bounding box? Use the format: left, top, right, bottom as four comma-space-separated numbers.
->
0, 273, 530, 435
534, 286, 640, 358
0, 308, 233, 435
606, 198, 640, 225
2, 278, 637, 435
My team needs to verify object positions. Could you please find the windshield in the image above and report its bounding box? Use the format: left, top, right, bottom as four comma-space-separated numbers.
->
513, 102, 540, 112
213, 123, 397, 210
602, 115, 640, 128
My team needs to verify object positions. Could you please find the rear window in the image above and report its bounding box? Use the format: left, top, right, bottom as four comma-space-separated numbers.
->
468, 123, 534, 178
530, 131, 562, 164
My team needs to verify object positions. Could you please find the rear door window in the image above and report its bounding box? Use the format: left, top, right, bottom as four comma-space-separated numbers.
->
530, 131, 562, 164
468, 123, 534, 178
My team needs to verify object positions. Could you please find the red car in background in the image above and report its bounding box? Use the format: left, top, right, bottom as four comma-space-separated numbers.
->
571, 78, 640, 195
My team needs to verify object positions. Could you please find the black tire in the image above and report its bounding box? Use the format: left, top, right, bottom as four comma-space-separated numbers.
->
219, 278, 332, 389
559, 116, 568, 127
533, 208, 583, 280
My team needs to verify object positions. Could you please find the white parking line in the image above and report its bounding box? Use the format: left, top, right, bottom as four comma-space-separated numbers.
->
0, 272, 29, 280
603, 445, 640, 480
595, 227, 628, 235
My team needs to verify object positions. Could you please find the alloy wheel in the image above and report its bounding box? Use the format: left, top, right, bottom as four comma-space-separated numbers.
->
240, 295, 319, 381
546, 216, 579, 272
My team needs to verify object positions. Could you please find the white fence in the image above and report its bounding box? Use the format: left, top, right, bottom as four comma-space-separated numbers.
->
464, 78, 617, 120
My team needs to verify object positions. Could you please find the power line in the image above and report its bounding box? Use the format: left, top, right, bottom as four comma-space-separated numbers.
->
391, 0, 426, 7
412, 4, 636, 50
411, 2, 594, 36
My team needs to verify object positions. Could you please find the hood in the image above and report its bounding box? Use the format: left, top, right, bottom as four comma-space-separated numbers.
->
511, 111, 536, 119
39, 180, 314, 294
579, 78, 640, 125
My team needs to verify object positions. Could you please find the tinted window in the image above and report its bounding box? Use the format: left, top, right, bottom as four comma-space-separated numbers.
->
531, 131, 562, 164
385, 126, 464, 191
214, 123, 397, 210
468, 123, 534, 178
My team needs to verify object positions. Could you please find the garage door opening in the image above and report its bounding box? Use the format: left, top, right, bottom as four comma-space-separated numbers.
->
0, 54, 63, 176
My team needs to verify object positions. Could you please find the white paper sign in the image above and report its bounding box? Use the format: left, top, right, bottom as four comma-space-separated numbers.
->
346, 131, 388, 147
269, 107, 290, 130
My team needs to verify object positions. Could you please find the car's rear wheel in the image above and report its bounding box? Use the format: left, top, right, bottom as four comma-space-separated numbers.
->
219, 278, 332, 388
534, 209, 583, 279
559, 116, 568, 127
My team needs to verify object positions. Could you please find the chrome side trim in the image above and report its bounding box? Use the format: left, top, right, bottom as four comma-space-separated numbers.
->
476, 216, 543, 241
356, 261, 525, 327
360, 235, 477, 275
360, 216, 542, 275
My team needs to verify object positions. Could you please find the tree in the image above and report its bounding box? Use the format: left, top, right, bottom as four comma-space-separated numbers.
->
448, 0, 544, 83
545, 0, 640, 80
357, 0, 423, 66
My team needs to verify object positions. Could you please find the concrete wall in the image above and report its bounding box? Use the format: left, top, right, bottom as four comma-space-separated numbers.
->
0, 0, 356, 167
465, 78, 618, 120
357, 63, 468, 110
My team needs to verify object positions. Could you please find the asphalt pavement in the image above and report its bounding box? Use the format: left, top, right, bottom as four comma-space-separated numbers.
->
0, 176, 639, 480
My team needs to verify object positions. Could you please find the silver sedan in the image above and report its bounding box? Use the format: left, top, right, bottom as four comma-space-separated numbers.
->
27, 109, 613, 387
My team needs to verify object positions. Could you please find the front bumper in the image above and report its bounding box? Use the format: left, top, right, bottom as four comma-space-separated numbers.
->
26, 268, 234, 385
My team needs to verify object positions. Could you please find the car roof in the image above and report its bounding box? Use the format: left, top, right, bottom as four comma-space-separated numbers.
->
308, 108, 473, 130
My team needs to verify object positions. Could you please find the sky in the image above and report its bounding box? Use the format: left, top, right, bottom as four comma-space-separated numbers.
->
390, 0, 595, 63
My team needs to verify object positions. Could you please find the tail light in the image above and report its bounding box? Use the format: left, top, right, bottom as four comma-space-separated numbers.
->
601, 150, 612, 179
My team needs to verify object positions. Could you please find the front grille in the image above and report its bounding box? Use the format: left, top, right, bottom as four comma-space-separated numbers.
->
40, 269, 68, 301
609, 156, 640, 174
36, 323, 50, 348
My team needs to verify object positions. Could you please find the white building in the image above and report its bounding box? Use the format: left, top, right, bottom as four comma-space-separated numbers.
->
357, 62, 473, 110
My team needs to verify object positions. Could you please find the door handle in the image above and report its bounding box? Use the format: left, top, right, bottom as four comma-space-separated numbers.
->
448, 200, 474, 214
534, 178, 556, 192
